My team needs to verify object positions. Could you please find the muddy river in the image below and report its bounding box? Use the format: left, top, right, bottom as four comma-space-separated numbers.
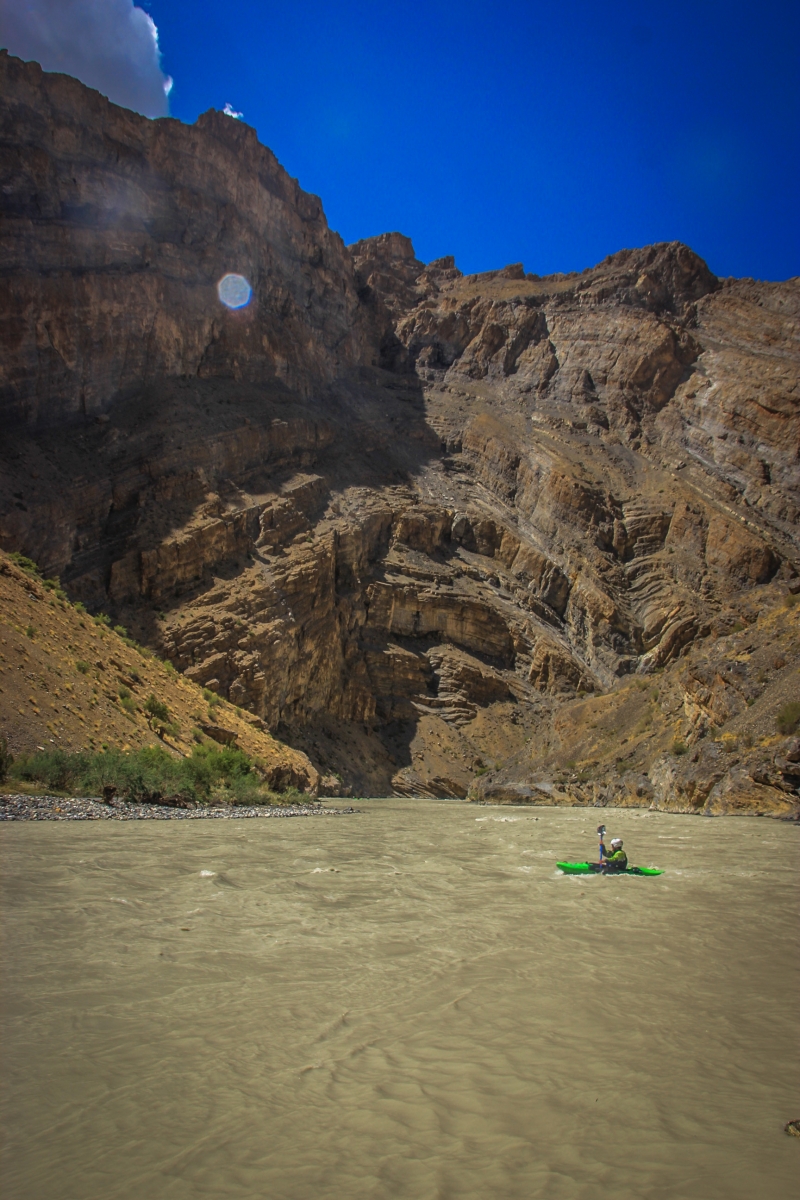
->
1, 801, 797, 1199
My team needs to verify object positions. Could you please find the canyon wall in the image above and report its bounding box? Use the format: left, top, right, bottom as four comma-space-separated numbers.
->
1, 54, 798, 812
0, 49, 370, 429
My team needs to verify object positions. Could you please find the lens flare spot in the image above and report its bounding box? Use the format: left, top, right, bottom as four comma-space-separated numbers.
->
217, 273, 252, 309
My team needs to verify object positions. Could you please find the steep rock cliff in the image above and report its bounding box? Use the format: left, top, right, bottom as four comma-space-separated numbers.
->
0, 50, 369, 429
1, 54, 798, 810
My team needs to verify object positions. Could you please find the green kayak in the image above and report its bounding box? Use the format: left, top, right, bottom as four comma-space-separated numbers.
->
557, 861, 663, 876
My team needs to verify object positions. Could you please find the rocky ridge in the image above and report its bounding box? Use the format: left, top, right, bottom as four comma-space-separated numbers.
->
1, 53, 798, 813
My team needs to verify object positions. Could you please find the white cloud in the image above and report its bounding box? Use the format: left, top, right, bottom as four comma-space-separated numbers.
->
223, 103, 243, 120
0, 0, 172, 118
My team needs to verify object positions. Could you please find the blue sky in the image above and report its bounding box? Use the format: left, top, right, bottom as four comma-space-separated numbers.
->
6, 1, 799, 279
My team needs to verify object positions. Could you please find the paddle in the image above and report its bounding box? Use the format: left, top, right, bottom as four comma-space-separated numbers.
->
597, 824, 606, 867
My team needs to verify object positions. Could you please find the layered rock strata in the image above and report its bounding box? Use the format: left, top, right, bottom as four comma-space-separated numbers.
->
1, 54, 798, 810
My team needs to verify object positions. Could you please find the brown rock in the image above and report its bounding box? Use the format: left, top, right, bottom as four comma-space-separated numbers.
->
703, 770, 798, 818
1, 55, 798, 805
705, 514, 777, 586
198, 724, 238, 746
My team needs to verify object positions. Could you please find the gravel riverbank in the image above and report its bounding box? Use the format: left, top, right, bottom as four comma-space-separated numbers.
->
0, 794, 357, 821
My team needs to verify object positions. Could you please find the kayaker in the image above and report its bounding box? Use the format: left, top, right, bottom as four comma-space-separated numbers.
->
600, 837, 628, 873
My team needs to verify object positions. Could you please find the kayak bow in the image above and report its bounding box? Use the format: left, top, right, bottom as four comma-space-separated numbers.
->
556, 861, 662, 876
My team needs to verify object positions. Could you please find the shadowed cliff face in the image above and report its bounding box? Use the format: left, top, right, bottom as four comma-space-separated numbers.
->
0, 51, 370, 428
1, 54, 798, 811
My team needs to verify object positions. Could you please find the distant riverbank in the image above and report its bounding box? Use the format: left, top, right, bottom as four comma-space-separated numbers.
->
0, 793, 356, 821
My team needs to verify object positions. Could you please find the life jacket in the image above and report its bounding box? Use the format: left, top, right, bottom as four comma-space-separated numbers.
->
605, 849, 628, 871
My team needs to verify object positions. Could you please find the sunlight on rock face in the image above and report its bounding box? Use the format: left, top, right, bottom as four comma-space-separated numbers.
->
217, 273, 252, 309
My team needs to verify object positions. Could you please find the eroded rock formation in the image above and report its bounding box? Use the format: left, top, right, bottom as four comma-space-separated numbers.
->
1, 52, 798, 811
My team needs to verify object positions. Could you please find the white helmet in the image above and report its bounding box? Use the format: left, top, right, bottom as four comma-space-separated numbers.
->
610, 838, 623, 847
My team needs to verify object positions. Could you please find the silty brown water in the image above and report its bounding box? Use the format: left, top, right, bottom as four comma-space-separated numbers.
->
1, 800, 797, 1200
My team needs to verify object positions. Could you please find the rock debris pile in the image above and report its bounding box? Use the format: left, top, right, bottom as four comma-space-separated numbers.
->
0, 794, 355, 821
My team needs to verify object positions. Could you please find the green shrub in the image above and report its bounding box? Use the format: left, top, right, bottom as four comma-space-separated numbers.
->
25, 624, 35, 639
8, 743, 276, 805
184, 742, 253, 789
144, 694, 169, 724
39, 576, 67, 600
203, 688, 221, 705
113, 624, 128, 638
776, 701, 800, 736
12, 748, 79, 792
0, 736, 12, 783
9, 552, 41, 577
75, 660, 90, 674
144, 695, 175, 736
277, 786, 312, 805
672, 739, 689, 756
93, 612, 110, 627
73, 602, 86, 614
